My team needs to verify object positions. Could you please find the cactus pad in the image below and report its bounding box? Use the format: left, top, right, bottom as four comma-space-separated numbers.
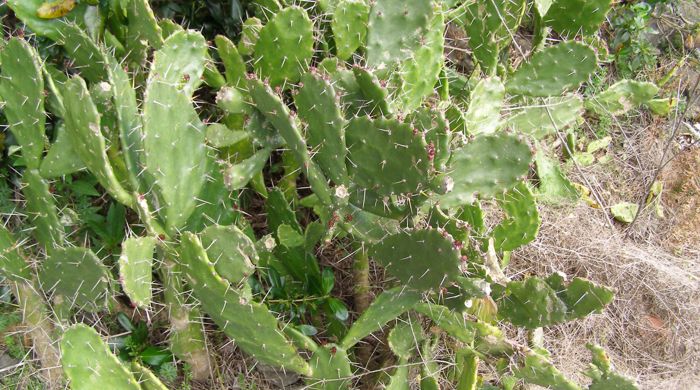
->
341, 287, 421, 349
442, 134, 531, 206
41, 123, 86, 178
118, 237, 156, 308
346, 117, 432, 197
369, 229, 461, 292
397, 9, 445, 111
307, 344, 353, 389
497, 275, 613, 328
462, 0, 527, 74
506, 95, 583, 139
489, 182, 541, 252
40, 247, 110, 312
248, 78, 332, 204
464, 77, 505, 135
62, 77, 134, 208
366, 0, 433, 66
0, 226, 32, 283
179, 233, 311, 376
506, 42, 597, 97
22, 169, 64, 248
0, 38, 46, 170
388, 319, 424, 360
295, 72, 349, 185
586, 80, 659, 115
143, 32, 209, 231
332, 0, 370, 60
545, 0, 612, 37
200, 225, 258, 287
253, 6, 314, 87
61, 324, 140, 390
352, 66, 394, 117
215, 35, 247, 89
514, 349, 581, 390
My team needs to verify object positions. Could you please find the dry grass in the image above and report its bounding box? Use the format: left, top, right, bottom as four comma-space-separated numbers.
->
511, 202, 700, 389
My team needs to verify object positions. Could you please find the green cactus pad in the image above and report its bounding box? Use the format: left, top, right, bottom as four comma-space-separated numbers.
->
41, 123, 86, 178
332, 0, 370, 60
55, 24, 108, 83
206, 123, 250, 148
341, 287, 421, 349
488, 182, 541, 252
414, 303, 475, 344
506, 95, 584, 139
131, 361, 169, 390
534, 150, 579, 203
224, 147, 272, 191
462, 0, 527, 74
61, 324, 141, 390
248, 78, 332, 204
143, 82, 207, 231
545, 0, 612, 37
147, 30, 208, 97
514, 349, 581, 390
546, 274, 615, 320
397, 8, 445, 111
366, 0, 433, 66
415, 302, 513, 355
506, 42, 597, 97
253, 6, 314, 87
585, 344, 638, 390
464, 77, 505, 135
369, 229, 461, 292
105, 55, 144, 193
62, 77, 134, 208
497, 277, 568, 328
215, 35, 247, 89
441, 134, 531, 206
128, 0, 164, 49
22, 169, 64, 248
200, 225, 258, 287
407, 107, 452, 172
238, 17, 263, 56
0, 38, 46, 170
295, 72, 349, 185
0, 226, 32, 283
307, 344, 353, 390
118, 236, 156, 308
339, 203, 402, 243
586, 80, 659, 115
143, 32, 209, 231
352, 66, 394, 117
179, 233, 311, 376
346, 117, 432, 197
496, 275, 613, 329
39, 247, 110, 312
388, 319, 424, 360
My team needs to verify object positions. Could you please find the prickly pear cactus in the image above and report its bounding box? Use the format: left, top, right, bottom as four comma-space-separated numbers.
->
0, 0, 631, 387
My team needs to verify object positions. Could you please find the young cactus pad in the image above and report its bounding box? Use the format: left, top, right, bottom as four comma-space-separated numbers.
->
118, 236, 157, 308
